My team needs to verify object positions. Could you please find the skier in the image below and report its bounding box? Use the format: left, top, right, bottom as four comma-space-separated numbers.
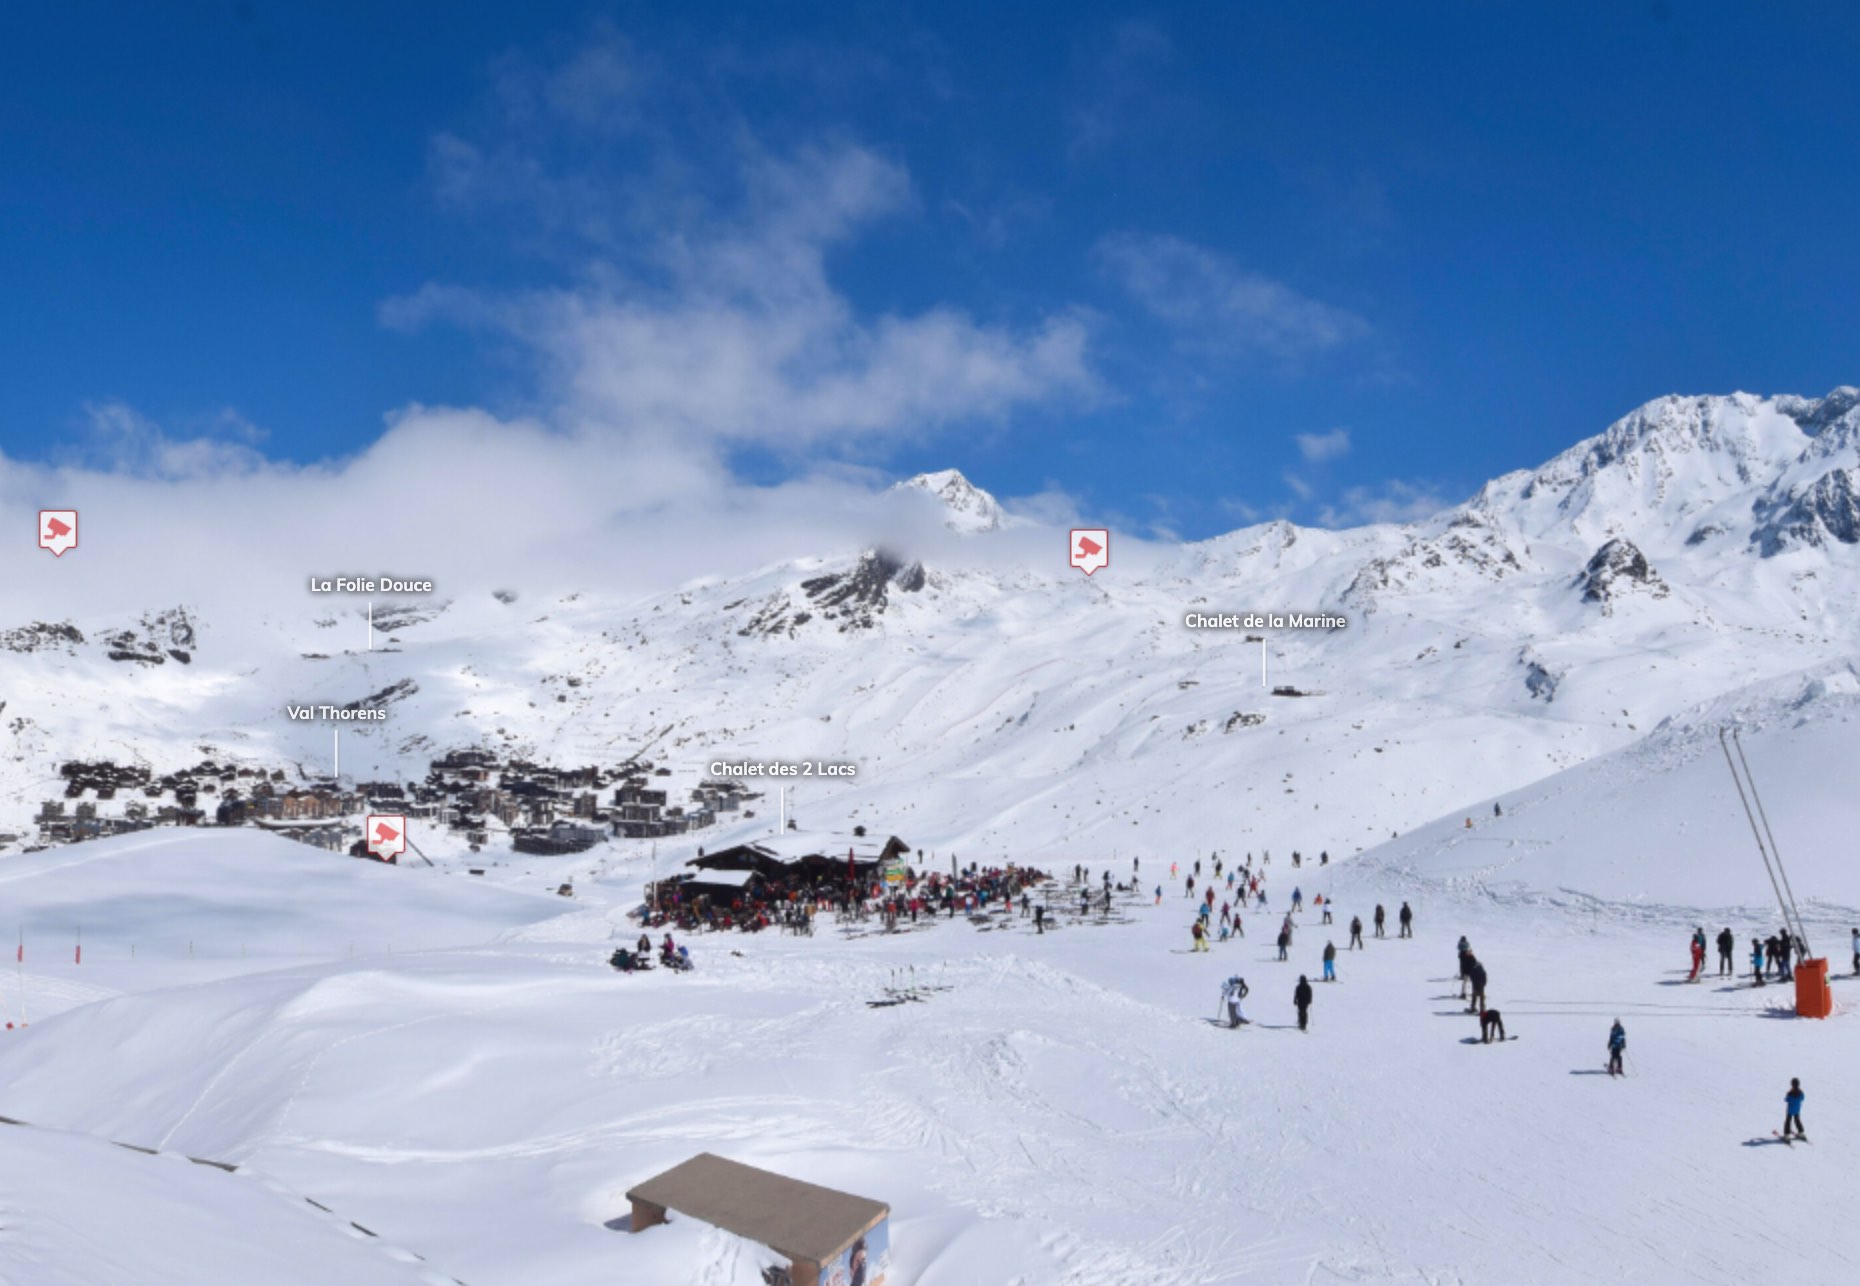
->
1717, 926, 1735, 977
1276, 925, 1290, 961
1687, 928, 1706, 982
1186, 875, 1195, 899
1349, 915, 1364, 950
1783, 1078, 1806, 1141
1493, 802, 1502, 817
1154, 885, 1162, 906
1750, 937, 1765, 986
1373, 904, 1386, 938
1852, 926, 1859, 977
1480, 1008, 1506, 1043
1191, 920, 1209, 953
1398, 902, 1413, 938
1293, 975, 1314, 1031
1322, 939, 1337, 982
1457, 936, 1473, 998
1607, 1019, 1626, 1077
1221, 975, 1250, 1028
1466, 957, 1488, 1014
1321, 900, 1333, 926
1034, 905, 1045, 935
1292, 887, 1303, 913
1020, 892, 1030, 918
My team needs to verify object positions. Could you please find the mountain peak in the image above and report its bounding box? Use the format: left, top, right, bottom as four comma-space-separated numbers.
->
897, 469, 1005, 533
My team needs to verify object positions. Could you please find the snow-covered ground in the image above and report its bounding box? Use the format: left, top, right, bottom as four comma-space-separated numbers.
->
1, 670, 1856, 1284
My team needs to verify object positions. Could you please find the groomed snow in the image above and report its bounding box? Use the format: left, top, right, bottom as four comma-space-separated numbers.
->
0, 675, 1856, 1284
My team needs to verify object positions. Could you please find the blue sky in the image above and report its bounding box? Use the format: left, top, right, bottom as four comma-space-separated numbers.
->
4, 1, 1858, 539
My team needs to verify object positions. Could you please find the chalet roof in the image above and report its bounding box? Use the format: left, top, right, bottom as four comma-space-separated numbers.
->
626, 1152, 886, 1264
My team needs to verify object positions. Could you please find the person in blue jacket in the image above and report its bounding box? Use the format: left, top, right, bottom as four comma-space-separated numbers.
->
1783, 1078, 1806, 1140
1607, 1020, 1626, 1077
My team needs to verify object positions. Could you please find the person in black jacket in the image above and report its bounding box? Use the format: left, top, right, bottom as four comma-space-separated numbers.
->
1466, 958, 1488, 1014
1349, 915, 1364, 949
1294, 975, 1314, 1030
1398, 902, 1414, 938
1479, 1008, 1505, 1043
1373, 905, 1386, 938
1716, 927, 1735, 977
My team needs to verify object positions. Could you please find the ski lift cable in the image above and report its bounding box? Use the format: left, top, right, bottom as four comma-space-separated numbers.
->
1718, 728, 1801, 953
1731, 728, 1811, 957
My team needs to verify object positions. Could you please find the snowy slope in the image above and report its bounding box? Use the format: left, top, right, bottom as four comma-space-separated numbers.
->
0, 704, 1855, 1284
0, 1119, 453, 1286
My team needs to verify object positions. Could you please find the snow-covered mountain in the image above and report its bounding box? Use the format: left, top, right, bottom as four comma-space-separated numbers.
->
3, 391, 1858, 868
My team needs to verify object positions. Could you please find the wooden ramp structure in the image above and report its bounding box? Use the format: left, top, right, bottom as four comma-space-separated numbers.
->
626, 1152, 890, 1286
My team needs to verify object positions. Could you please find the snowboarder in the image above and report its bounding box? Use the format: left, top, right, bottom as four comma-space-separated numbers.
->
1322, 940, 1337, 982
1349, 915, 1364, 950
1466, 958, 1487, 1014
1398, 902, 1413, 938
1191, 920, 1209, 953
1607, 1020, 1626, 1077
1221, 975, 1250, 1028
1294, 975, 1314, 1031
1480, 1008, 1506, 1043
1783, 1078, 1806, 1140
1374, 904, 1386, 938
1717, 926, 1735, 977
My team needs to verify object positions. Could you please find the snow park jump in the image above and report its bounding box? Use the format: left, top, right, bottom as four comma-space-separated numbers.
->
6, 9, 1860, 1284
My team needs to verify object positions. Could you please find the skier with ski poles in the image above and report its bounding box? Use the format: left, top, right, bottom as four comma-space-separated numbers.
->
1220, 975, 1249, 1028
1322, 939, 1337, 982
1717, 927, 1735, 977
1607, 1020, 1626, 1077
1191, 920, 1209, 952
1293, 975, 1314, 1031
1783, 1078, 1806, 1141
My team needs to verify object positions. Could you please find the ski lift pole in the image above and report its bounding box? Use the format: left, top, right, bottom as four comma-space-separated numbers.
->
1719, 728, 1798, 947
1731, 729, 1810, 955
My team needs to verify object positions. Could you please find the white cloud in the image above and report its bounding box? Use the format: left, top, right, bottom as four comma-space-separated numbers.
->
1281, 471, 1314, 501
396, 141, 1095, 452
1095, 232, 1368, 361
1294, 427, 1351, 463
1315, 479, 1451, 529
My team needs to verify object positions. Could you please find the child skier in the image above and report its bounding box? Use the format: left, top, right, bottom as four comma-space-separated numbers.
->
1783, 1078, 1806, 1140
1607, 1020, 1626, 1076
1480, 1008, 1506, 1043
